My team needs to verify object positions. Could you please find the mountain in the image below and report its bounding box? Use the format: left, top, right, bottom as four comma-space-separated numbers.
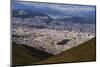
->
12, 2, 69, 17
31, 6, 70, 17
12, 1, 53, 23
57, 16, 96, 24
12, 1, 96, 19
12, 1, 96, 24
36, 37, 96, 64
12, 42, 53, 66
12, 9, 49, 18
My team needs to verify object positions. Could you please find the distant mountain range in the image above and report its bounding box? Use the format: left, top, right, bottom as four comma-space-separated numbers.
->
12, 9, 51, 18
12, 1, 96, 24
57, 16, 96, 24
12, 2, 69, 17
12, 1, 96, 17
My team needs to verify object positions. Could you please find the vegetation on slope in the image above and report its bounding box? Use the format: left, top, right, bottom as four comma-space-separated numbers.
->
36, 37, 96, 64
12, 42, 53, 66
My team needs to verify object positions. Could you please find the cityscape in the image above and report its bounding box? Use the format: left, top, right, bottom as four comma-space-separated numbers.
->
12, 0, 96, 66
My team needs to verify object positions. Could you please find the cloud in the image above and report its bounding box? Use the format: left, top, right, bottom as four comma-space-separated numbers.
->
19, 1, 95, 11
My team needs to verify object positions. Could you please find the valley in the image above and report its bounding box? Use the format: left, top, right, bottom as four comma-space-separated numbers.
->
12, 1, 96, 66
12, 24, 95, 55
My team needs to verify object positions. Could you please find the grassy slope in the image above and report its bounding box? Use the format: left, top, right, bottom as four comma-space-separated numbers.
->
36, 37, 96, 64
12, 42, 53, 66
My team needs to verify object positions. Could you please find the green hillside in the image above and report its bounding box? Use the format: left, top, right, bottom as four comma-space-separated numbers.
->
36, 37, 96, 64
12, 42, 53, 66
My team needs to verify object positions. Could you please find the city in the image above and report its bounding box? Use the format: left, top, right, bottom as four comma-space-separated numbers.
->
12, 16, 95, 55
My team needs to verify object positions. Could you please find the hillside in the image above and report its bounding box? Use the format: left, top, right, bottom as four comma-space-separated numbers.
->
12, 42, 53, 66
36, 37, 96, 64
